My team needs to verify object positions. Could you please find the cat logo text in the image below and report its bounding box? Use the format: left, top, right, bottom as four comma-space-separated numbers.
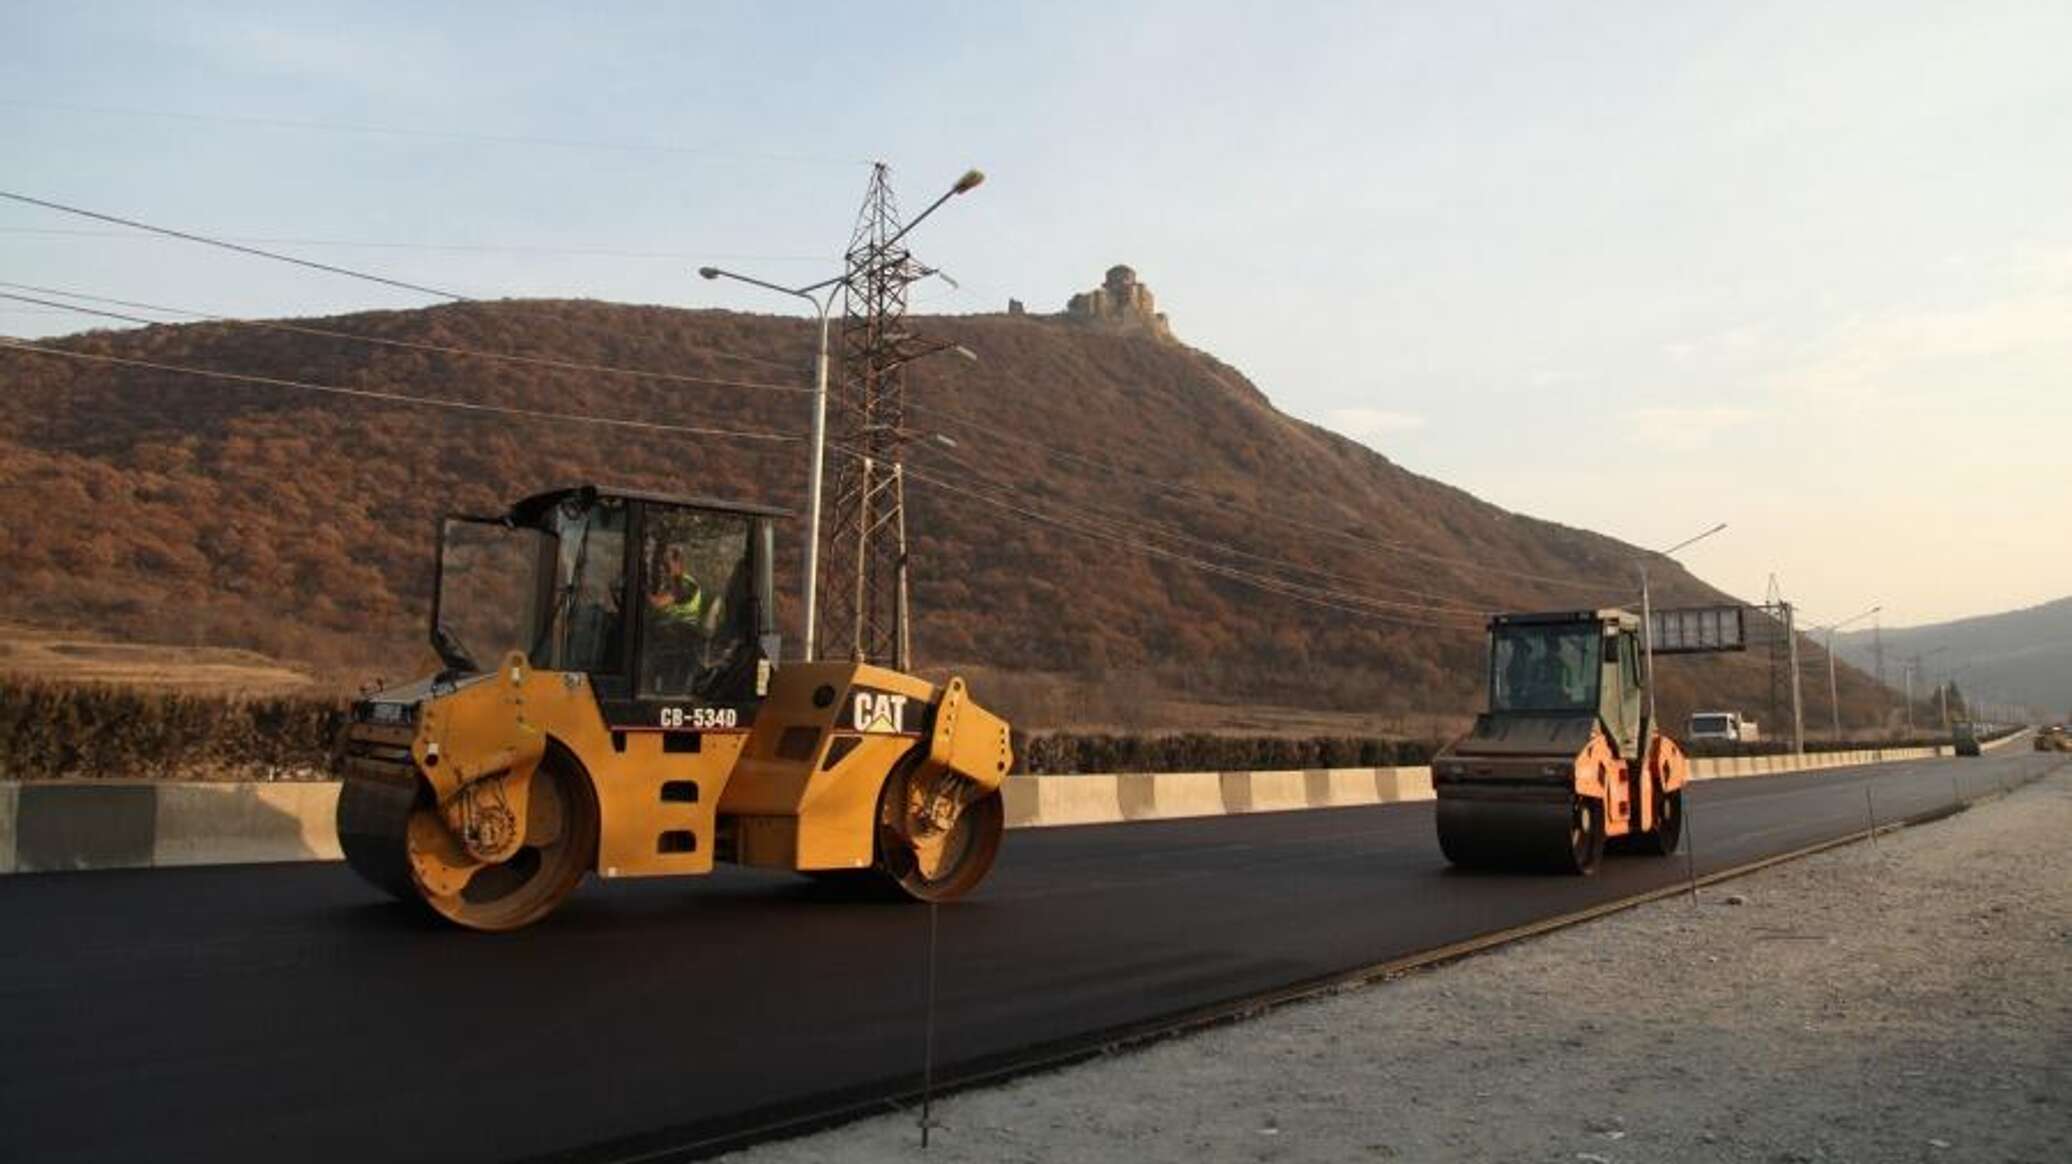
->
850, 689, 912, 735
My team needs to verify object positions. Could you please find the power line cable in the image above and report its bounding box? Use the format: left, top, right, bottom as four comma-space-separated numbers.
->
1, 98, 869, 167
0, 340, 801, 443
0, 190, 468, 300
885, 453, 1488, 632
0, 284, 815, 396
900, 392, 1624, 596
911, 436, 1492, 616
906, 466, 1486, 633
0, 225, 835, 264
0, 189, 802, 372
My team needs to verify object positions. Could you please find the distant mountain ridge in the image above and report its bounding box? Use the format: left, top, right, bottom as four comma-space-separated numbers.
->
0, 297, 1903, 731
1836, 597, 2072, 721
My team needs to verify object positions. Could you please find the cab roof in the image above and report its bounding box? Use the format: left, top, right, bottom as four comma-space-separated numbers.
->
1487, 608, 1639, 631
509, 483, 792, 524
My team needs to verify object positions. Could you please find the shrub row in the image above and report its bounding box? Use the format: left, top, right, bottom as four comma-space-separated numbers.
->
1016, 732, 1444, 775
0, 680, 346, 781
1680, 731, 1976, 759
0, 678, 2008, 783
1023, 726, 1998, 774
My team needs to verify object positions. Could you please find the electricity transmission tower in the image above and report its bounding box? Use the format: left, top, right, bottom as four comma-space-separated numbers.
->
817, 162, 980, 668
1755, 575, 1805, 753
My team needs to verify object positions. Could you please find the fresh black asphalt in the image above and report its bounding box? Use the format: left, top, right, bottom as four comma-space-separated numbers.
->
1, 748, 2061, 1163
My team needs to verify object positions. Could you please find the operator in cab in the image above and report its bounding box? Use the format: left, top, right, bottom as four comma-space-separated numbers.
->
650, 545, 708, 628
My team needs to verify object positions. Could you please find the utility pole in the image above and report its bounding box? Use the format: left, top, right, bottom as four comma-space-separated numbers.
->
1819, 604, 1881, 742
698, 165, 979, 663
1637, 523, 1727, 728
1908, 647, 1949, 733
818, 162, 983, 669
1764, 575, 1784, 733
1785, 601, 1804, 754
697, 267, 840, 661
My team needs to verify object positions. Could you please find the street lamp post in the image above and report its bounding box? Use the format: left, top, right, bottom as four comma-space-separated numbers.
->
697, 167, 984, 663
1904, 647, 1949, 734
1818, 604, 1881, 742
1638, 522, 1728, 743
697, 267, 839, 663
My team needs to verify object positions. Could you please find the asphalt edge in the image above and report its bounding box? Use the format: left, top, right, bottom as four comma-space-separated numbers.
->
545, 753, 2062, 1164
1, 742, 1975, 875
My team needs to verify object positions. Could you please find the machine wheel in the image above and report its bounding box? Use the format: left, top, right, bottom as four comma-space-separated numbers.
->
874, 762, 1005, 903
428, 754, 597, 931
337, 774, 419, 903
341, 752, 598, 931
1556, 794, 1606, 875
1634, 788, 1685, 856
1436, 794, 1603, 874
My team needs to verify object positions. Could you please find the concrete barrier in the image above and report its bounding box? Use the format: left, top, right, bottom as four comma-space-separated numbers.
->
1242, 770, 1309, 813
1380, 766, 1433, 802
1981, 729, 2031, 754
13, 783, 156, 873
0, 782, 16, 875
1141, 772, 1225, 819
1311, 768, 1380, 809
1015, 774, 1124, 829
153, 783, 341, 867
0, 740, 1983, 872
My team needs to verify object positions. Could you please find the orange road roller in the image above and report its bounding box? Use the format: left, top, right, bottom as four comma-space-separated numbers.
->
1433, 609, 1688, 874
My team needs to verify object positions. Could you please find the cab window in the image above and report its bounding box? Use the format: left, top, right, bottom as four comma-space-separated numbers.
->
638, 507, 755, 700
1490, 624, 1602, 712
548, 496, 628, 676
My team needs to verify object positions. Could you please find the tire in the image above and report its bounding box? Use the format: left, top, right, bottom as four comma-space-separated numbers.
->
874, 761, 1005, 903
1634, 788, 1684, 857
1554, 794, 1606, 875
337, 774, 421, 903
408, 751, 599, 932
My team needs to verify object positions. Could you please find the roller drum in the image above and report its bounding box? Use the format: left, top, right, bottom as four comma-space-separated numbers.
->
336, 775, 420, 902
1436, 793, 1602, 874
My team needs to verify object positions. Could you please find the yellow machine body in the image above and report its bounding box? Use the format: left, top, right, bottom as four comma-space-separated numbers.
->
343, 656, 1009, 879
336, 484, 1013, 930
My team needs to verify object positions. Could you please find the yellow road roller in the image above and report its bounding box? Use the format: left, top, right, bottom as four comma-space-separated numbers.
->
337, 484, 1012, 930
1432, 609, 1688, 874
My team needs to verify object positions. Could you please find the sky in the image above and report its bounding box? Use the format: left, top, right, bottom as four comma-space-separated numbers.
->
4, 1, 2068, 629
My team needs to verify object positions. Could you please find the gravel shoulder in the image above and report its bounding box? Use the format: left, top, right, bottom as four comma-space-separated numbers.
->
727, 762, 2072, 1164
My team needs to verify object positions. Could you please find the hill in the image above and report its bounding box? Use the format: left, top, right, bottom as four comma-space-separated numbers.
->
0, 296, 1909, 734
1836, 597, 2072, 723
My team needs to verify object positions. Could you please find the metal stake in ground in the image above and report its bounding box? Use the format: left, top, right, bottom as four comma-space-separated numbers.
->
1863, 784, 1878, 849
920, 899, 941, 1148
1684, 795, 1700, 904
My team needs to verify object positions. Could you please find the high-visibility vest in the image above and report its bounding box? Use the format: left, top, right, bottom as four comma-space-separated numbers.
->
660, 571, 705, 624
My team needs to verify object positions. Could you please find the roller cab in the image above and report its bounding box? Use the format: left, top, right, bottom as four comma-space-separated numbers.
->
1432, 609, 1687, 874
338, 484, 1012, 931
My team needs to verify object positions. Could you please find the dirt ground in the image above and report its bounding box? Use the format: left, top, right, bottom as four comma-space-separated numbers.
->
728, 764, 2072, 1164
0, 622, 315, 695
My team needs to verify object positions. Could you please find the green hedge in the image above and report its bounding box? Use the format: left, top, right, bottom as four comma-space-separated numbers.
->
0, 678, 2013, 782
1016, 732, 1443, 775
0, 680, 346, 781
1020, 726, 2005, 774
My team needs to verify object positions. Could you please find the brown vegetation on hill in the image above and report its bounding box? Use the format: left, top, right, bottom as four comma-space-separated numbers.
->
0, 299, 1910, 732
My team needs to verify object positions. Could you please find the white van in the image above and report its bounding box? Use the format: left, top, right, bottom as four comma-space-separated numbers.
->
1688, 711, 1758, 742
